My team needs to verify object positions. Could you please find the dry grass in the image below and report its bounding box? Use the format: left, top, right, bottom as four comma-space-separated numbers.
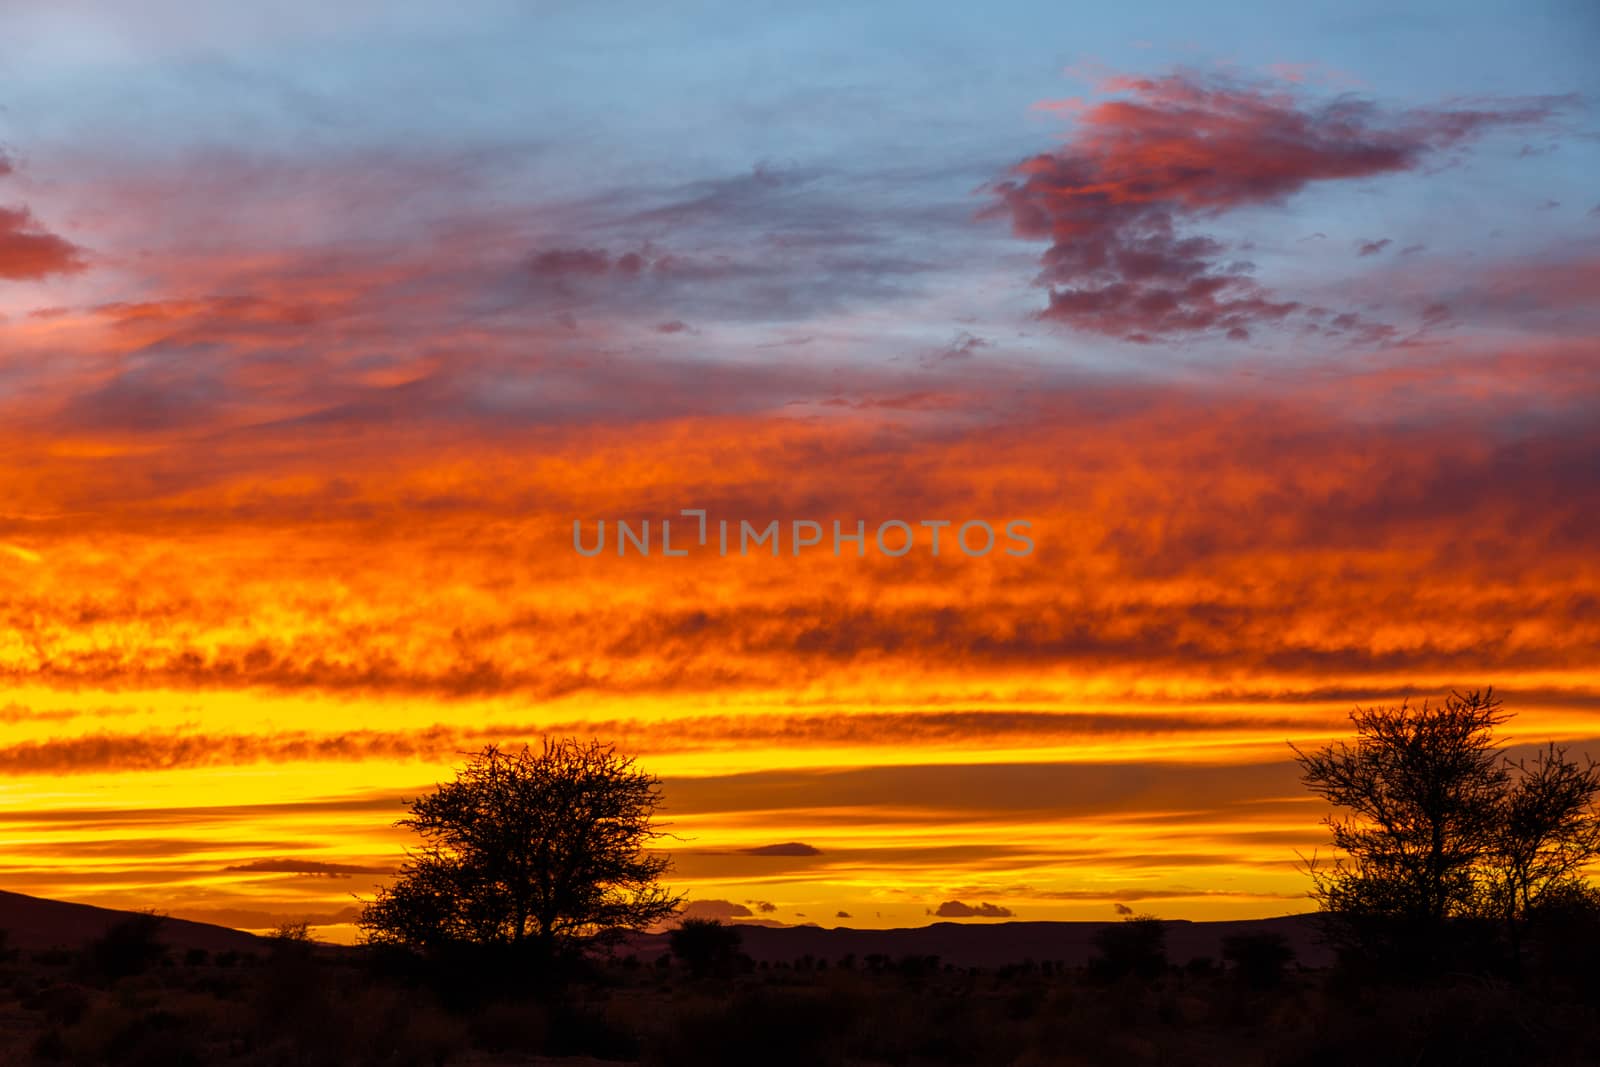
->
1, 935, 1598, 1066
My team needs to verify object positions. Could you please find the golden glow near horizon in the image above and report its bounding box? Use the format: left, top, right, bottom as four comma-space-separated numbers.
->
3, 406, 1599, 938
3, 38, 1598, 940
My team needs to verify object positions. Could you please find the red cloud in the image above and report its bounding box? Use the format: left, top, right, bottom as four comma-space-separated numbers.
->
988, 72, 1564, 341
0, 206, 87, 280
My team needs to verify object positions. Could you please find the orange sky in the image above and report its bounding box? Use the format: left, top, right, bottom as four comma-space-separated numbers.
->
4, 373, 1598, 937
3, 24, 1599, 938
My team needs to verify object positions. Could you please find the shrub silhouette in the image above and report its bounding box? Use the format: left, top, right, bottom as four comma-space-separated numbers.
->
668, 918, 742, 979
83, 912, 167, 981
1522, 881, 1600, 993
271, 920, 312, 945
1088, 915, 1167, 982
359, 739, 683, 962
257, 917, 328, 1030
1221, 931, 1295, 989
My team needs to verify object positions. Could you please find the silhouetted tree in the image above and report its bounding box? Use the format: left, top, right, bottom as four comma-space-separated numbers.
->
1488, 744, 1600, 923
1294, 692, 1507, 940
267, 921, 315, 966
1292, 690, 1600, 974
1292, 691, 1508, 970
1486, 743, 1600, 967
270, 921, 313, 946
1221, 931, 1295, 989
359, 740, 682, 959
260, 920, 322, 1025
668, 918, 742, 978
1089, 914, 1167, 981
84, 912, 167, 981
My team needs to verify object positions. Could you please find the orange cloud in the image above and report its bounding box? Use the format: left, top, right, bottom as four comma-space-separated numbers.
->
1, 84, 1594, 930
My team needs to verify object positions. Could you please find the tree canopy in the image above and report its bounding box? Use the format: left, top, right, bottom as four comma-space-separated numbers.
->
1292, 690, 1600, 970
668, 918, 744, 979
359, 739, 682, 956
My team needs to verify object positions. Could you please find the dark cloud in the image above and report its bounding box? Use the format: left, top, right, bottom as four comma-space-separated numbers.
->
525, 247, 612, 277
931, 900, 1014, 918
923, 330, 990, 365
221, 857, 394, 877
1357, 238, 1392, 257
0, 791, 408, 830
3, 836, 302, 859
0, 727, 464, 775
623, 162, 794, 228
0, 710, 1321, 775
739, 842, 824, 857
518, 238, 940, 323
1034, 886, 1303, 902
52, 343, 231, 432
678, 899, 755, 921
504, 161, 956, 323
988, 71, 1565, 341
666, 759, 1309, 822
666, 839, 1289, 883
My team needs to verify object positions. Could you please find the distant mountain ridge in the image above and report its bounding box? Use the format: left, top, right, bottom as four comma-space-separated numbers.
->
628, 914, 1332, 969
1, 889, 1329, 969
0, 889, 262, 953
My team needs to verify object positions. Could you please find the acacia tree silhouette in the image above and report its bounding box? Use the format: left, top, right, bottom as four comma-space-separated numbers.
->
1487, 741, 1600, 966
1490, 743, 1600, 918
1293, 692, 1509, 941
1292, 689, 1600, 974
358, 740, 682, 959
1088, 914, 1167, 981
668, 918, 744, 979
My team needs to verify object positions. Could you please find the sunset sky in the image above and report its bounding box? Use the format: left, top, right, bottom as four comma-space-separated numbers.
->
2, 1, 1598, 940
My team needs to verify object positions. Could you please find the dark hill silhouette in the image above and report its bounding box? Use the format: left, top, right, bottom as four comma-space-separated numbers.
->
0, 888, 1328, 969
0, 889, 262, 953
631, 914, 1330, 969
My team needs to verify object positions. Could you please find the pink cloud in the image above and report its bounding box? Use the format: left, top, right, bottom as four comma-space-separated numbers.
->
987, 71, 1567, 342
0, 206, 87, 281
